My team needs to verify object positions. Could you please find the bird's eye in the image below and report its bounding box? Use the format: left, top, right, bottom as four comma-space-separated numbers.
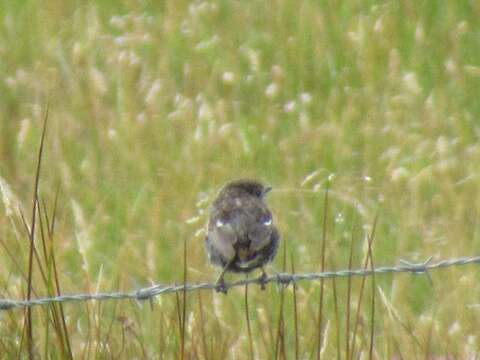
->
216, 219, 225, 228
263, 218, 272, 226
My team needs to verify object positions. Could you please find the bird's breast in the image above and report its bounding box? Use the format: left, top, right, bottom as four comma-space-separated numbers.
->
237, 247, 252, 262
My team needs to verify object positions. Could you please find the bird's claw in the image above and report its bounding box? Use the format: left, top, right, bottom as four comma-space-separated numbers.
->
215, 278, 228, 294
258, 272, 268, 290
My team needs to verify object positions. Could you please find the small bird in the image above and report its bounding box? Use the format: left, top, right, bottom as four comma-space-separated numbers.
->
205, 179, 279, 292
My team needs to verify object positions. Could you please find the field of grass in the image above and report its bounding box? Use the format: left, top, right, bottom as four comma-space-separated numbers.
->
1, 0, 480, 358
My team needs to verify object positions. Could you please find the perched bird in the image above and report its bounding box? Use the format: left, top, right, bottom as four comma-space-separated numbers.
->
205, 179, 279, 292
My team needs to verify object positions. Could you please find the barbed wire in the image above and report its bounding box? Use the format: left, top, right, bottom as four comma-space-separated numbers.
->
1, 255, 479, 311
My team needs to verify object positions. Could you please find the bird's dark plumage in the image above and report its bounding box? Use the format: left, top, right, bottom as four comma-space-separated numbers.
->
205, 179, 279, 290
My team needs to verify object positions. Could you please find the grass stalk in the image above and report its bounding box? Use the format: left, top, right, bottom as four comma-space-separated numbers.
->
25, 106, 48, 359
316, 183, 329, 360
291, 253, 299, 360
244, 279, 254, 360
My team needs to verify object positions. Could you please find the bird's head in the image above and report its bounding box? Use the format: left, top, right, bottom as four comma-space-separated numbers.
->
222, 179, 272, 198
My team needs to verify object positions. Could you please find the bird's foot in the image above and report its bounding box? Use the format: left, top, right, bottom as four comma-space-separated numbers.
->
215, 277, 228, 294
258, 271, 268, 290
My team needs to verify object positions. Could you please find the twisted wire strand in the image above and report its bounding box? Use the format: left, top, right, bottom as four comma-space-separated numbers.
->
1, 255, 479, 311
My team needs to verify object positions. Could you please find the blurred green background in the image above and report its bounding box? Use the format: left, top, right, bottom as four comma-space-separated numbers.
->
1, 0, 480, 358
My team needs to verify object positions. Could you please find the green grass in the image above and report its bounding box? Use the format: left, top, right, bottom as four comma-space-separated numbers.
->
1, 0, 480, 358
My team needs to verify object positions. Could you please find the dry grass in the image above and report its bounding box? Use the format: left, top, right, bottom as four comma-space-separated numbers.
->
1, 0, 480, 358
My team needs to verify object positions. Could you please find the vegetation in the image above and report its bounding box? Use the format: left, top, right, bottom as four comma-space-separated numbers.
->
1, 0, 479, 358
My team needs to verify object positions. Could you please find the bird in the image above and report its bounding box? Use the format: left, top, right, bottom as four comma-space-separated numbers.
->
205, 179, 279, 293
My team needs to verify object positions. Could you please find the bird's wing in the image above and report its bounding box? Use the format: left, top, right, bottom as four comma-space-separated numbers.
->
247, 206, 274, 251
207, 206, 238, 261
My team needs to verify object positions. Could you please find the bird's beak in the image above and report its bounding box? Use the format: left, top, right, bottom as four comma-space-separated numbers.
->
263, 186, 272, 196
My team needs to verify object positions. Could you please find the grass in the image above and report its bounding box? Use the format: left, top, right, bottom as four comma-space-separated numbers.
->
1, 0, 480, 358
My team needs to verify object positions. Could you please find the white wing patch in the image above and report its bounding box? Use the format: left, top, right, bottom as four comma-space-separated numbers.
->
216, 219, 225, 228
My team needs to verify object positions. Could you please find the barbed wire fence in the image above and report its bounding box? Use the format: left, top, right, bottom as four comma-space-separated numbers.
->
1, 255, 479, 311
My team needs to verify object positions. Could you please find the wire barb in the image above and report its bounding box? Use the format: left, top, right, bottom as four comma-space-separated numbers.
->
399, 256, 434, 284
1, 255, 479, 311
399, 256, 433, 274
